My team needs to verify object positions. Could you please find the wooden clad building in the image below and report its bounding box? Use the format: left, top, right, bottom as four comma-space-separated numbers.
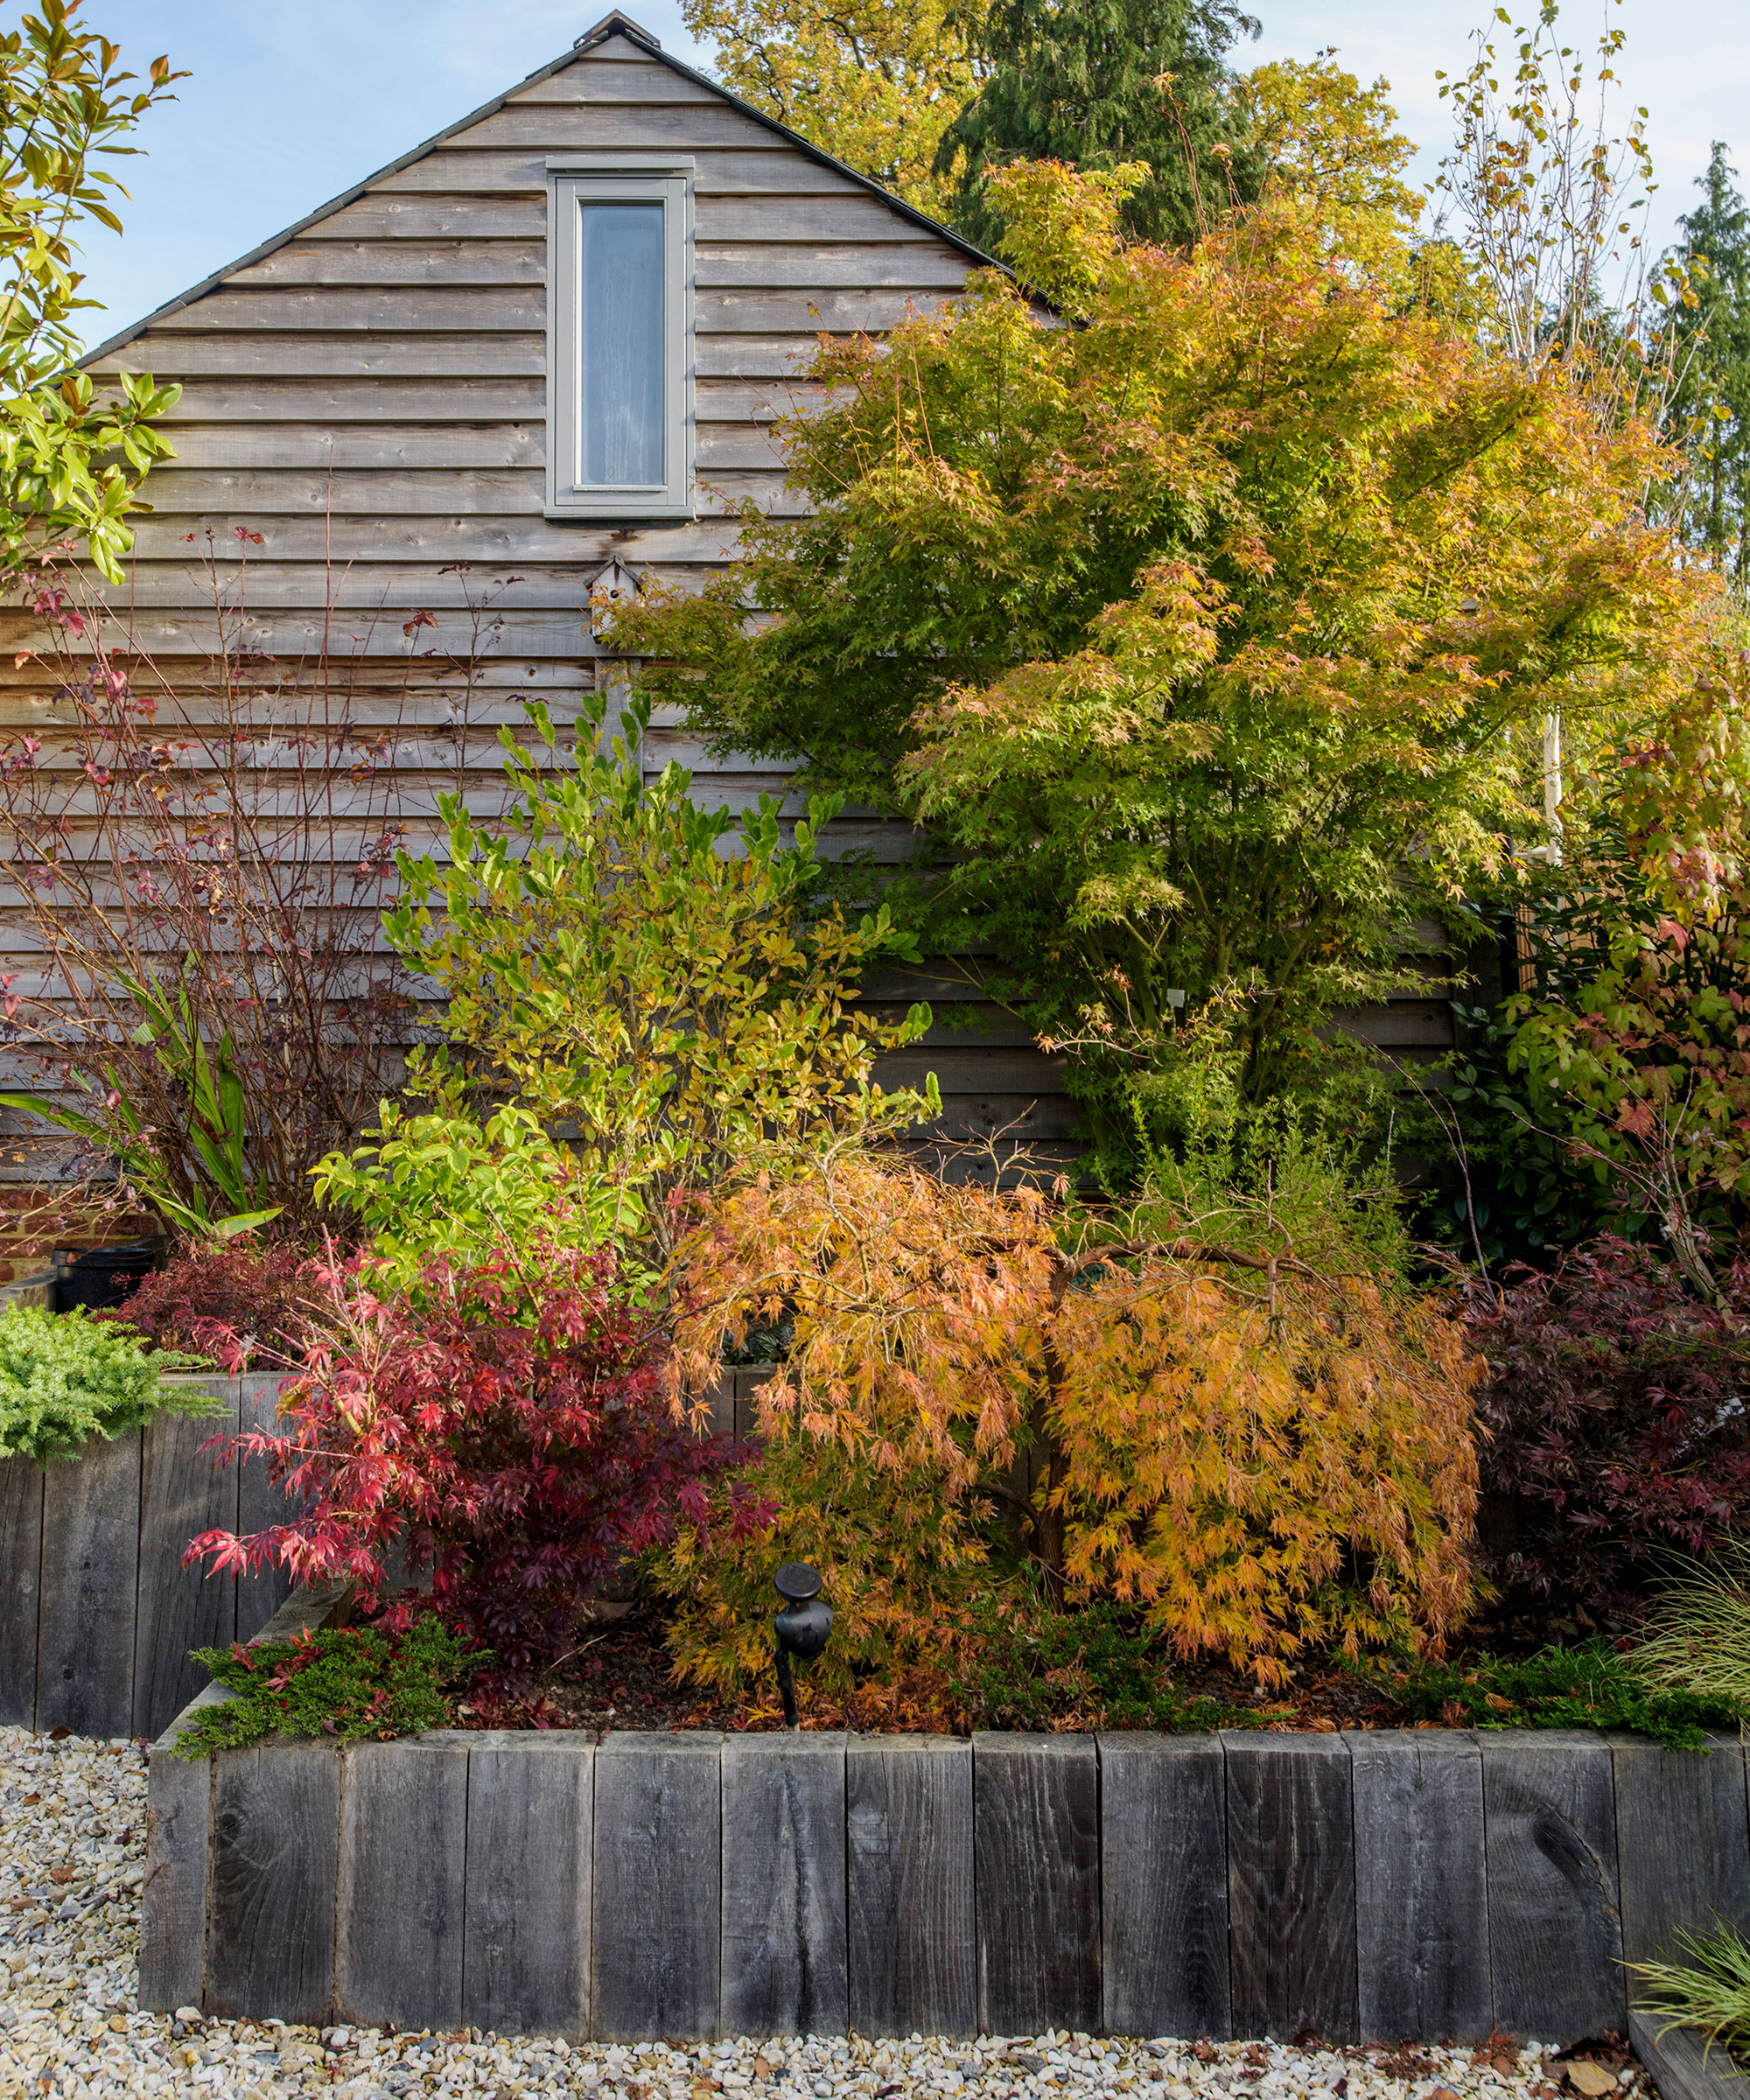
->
0, 9, 1452, 1222
57, 6, 1088, 1164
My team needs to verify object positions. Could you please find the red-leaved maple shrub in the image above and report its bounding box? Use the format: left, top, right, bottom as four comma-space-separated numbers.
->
1466, 1237, 1750, 1614
102, 1236, 322, 1365
190, 1244, 743, 1696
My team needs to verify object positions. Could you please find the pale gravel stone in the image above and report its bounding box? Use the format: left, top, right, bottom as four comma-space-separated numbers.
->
0, 1725, 1654, 2100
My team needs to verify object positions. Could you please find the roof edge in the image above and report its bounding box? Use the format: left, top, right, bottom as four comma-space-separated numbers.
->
81, 14, 1003, 370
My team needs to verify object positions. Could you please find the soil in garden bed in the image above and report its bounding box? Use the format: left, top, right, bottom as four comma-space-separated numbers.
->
454, 1599, 1470, 1739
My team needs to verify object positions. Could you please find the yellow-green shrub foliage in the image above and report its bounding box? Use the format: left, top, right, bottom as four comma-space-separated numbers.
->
658, 1147, 1482, 1689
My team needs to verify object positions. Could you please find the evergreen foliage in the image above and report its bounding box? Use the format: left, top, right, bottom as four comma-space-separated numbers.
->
1371, 1637, 1745, 1753
0, 1303, 218, 1465
937, 0, 1260, 248
172, 1618, 486, 1760
1667, 144, 1750, 584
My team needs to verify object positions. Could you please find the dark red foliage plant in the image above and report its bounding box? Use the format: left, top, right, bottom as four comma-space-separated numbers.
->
188, 1242, 747, 1703
1466, 1236, 1750, 1616
100, 1236, 322, 1367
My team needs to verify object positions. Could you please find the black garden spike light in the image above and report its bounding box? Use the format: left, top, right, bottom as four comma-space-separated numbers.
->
772, 1562, 831, 1730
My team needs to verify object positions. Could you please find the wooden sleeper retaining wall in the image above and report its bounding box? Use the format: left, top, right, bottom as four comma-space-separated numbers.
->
0, 1371, 295, 1740
144, 1669, 1750, 2044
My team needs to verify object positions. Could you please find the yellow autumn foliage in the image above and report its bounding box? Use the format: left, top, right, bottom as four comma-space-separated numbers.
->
662, 1145, 1482, 1689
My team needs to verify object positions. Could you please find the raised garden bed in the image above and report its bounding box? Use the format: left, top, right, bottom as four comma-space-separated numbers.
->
142, 1587, 1750, 2047
0, 1371, 294, 1740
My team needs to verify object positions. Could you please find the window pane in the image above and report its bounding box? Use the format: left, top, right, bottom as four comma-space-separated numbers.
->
578, 202, 665, 487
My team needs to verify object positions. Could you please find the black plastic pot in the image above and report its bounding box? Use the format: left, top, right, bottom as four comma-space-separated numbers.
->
51, 1239, 162, 1312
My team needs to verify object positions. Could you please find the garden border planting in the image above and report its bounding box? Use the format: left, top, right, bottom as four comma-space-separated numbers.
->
144, 1616, 1750, 2046
0, 1371, 294, 1740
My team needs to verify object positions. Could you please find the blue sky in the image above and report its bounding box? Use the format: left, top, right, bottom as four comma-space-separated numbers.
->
74, 0, 1750, 348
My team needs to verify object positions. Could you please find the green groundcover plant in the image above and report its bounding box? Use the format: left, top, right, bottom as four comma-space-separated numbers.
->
1364, 1637, 1746, 1751
0, 1302, 216, 1463
953, 1586, 1271, 1732
173, 1618, 487, 1760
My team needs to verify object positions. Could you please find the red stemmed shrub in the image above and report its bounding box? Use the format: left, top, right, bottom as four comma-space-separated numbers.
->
102, 1236, 322, 1366
189, 1243, 743, 1698
1466, 1238, 1750, 1615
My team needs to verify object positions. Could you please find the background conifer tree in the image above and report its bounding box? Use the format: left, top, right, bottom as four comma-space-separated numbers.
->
937, 0, 1261, 249
1668, 144, 1750, 584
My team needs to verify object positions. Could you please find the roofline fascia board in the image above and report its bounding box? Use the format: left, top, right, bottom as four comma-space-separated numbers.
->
80, 10, 1004, 371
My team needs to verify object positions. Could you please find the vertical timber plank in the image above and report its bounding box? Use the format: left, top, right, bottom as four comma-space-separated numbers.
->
722, 1732, 847, 2038
1225, 1733, 1358, 2043
1481, 1733, 1624, 2045
463, 1734, 594, 2037
206, 1740, 342, 2022
236, 1373, 297, 1641
847, 1735, 974, 2040
138, 1698, 220, 2012
592, 1732, 722, 2041
973, 1733, 1100, 2037
1100, 1733, 1230, 2041
1349, 1731, 1492, 2043
1614, 1734, 1750, 1992
0, 1454, 44, 1726
133, 1380, 241, 1741
37, 1432, 141, 1736
336, 1737, 469, 2033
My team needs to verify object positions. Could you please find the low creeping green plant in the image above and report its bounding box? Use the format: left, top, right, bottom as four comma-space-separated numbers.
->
1364, 1636, 1746, 1751
174, 1617, 489, 1759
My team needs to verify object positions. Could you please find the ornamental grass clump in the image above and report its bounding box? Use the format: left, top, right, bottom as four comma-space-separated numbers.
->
0, 1302, 219, 1464
1631, 1926, 1750, 2067
654, 1143, 1483, 1695
1626, 1544, 1750, 1707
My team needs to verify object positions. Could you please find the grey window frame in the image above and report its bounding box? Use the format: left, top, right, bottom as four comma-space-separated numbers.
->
544, 154, 695, 522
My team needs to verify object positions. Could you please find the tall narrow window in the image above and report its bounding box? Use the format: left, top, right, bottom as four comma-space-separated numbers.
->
579, 204, 664, 487
547, 160, 694, 521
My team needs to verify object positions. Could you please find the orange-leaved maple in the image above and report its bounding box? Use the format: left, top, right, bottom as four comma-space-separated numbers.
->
659, 1145, 1482, 1690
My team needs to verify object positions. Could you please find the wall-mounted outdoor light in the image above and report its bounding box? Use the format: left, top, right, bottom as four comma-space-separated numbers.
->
772, 1562, 831, 1731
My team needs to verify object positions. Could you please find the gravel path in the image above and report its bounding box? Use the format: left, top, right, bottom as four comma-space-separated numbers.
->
0, 1726, 1656, 2100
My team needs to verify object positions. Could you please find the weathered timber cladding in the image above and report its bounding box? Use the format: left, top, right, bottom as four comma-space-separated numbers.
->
721, 1732, 849, 2036
1349, 1729, 1492, 2042
463, 1734, 595, 2037
133, 1402, 238, 1739
337, 1738, 470, 2031
973, 1733, 1101, 2037
36, 1431, 140, 1735
139, 1585, 350, 2016
152, 1704, 1750, 2043
0, 1454, 42, 1722
1224, 1734, 1359, 2044
0, 1377, 295, 1737
35, 12, 1455, 1190
846, 1736, 975, 2040
592, 1732, 723, 2040
208, 1741, 343, 2024
1614, 1732, 1750, 1993
1481, 1733, 1625, 2042
1100, 1732, 1229, 2041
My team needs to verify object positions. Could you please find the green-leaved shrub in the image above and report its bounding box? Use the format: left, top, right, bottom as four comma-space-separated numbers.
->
0, 1304, 218, 1464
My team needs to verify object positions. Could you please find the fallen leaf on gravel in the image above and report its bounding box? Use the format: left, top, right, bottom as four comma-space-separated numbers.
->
1566, 2065, 1616, 2096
